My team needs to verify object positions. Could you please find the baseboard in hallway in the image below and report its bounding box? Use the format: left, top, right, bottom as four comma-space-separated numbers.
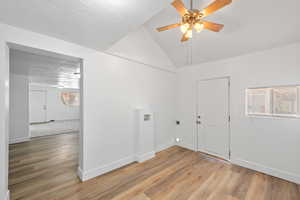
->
9, 137, 30, 144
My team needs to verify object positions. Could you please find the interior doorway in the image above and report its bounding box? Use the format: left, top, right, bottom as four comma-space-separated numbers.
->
7, 43, 83, 199
196, 77, 230, 160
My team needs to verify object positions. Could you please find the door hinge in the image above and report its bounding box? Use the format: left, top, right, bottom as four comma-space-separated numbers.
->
228, 116, 230, 122
229, 150, 231, 158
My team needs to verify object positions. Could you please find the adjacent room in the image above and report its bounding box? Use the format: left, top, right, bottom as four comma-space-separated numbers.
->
8, 46, 82, 199
0, 0, 299, 200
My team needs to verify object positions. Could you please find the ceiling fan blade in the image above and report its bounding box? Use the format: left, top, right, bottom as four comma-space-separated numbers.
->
157, 23, 181, 32
202, 21, 224, 32
171, 0, 188, 16
202, 0, 232, 17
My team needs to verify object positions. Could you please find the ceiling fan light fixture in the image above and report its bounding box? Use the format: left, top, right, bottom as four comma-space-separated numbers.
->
156, 0, 232, 42
186, 29, 193, 38
180, 23, 189, 33
194, 23, 204, 32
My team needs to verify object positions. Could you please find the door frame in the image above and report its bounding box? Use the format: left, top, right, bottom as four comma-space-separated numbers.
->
3, 42, 85, 198
195, 76, 231, 161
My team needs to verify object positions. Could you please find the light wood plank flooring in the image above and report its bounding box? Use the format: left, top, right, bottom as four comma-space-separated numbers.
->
9, 133, 300, 200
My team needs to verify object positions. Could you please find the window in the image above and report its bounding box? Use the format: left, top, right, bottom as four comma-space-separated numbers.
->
61, 92, 80, 106
273, 87, 297, 116
247, 88, 272, 115
246, 86, 300, 118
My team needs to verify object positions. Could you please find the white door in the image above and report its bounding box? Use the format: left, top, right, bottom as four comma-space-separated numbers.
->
30, 90, 47, 123
197, 78, 230, 159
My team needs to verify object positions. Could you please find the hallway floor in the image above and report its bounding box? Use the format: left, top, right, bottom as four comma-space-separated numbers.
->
30, 120, 80, 138
9, 133, 300, 200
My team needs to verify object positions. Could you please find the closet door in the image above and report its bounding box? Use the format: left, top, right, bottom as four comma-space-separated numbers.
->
30, 90, 47, 123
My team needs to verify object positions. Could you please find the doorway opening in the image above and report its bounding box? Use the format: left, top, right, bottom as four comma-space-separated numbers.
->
7, 43, 83, 199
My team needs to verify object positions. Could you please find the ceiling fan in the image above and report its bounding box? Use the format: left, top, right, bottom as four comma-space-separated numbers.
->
156, 0, 232, 42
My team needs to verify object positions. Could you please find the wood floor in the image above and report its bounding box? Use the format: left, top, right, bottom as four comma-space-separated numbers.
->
9, 133, 300, 200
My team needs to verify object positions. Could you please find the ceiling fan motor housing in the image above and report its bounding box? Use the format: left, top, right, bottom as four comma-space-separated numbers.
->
182, 9, 203, 25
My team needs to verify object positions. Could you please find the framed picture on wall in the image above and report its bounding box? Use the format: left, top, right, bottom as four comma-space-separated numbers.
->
61, 92, 80, 106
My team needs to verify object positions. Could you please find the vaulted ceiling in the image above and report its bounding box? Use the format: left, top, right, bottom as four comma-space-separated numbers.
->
145, 0, 300, 67
0, 0, 172, 50
1, 0, 300, 68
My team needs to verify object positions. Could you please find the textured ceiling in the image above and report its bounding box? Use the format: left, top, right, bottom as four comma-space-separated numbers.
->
0, 0, 172, 50
2, 0, 300, 68
144, 0, 300, 67
10, 49, 81, 89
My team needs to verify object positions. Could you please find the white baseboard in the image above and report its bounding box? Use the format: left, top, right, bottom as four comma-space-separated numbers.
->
231, 157, 300, 184
136, 151, 155, 163
156, 140, 174, 153
6, 190, 10, 200
77, 167, 84, 182
79, 155, 136, 181
176, 142, 195, 151
197, 148, 230, 161
78, 141, 176, 182
9, 137, 30, 144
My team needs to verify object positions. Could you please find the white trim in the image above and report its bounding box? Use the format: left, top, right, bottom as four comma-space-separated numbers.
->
79, 155, 136, 181
246, 86, 300, 119
79, 140, 175, 182
77, 167, 83, 182
156, 140, 174, 153
231, 157, 300, 184
135, 151, 155, 163
177, 142, 195, 151
6, 190, 10, 200
197, 148, 230, 161
247, 113, 300, 120
9, 137, 30, 144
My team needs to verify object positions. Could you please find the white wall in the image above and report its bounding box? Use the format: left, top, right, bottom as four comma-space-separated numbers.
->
0, 22, 176, 198
106, 27, 175, 72
176, 43, 300, 184
30, 85, 80, 121
9, 73, 30, 144
0, 25, 9, 200
47, 87, 79, 121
